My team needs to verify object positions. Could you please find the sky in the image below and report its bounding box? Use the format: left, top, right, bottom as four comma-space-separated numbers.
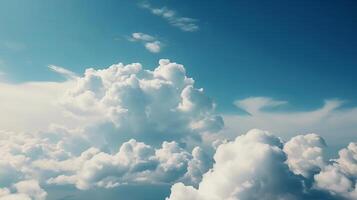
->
0, 0, 357, 200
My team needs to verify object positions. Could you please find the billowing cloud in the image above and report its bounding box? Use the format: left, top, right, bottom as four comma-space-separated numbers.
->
0, 128, 211, 196
140, 3, 199, 32
58, 59, 223, 148
314, 142, 357, 199
130, 32, 162, 53
284, 134, 327, 178
44, 139, 210, 190
0, 59, 222, 199
1, 60, 356, 200
167, 129, 357, 200
0, 180, 47, 200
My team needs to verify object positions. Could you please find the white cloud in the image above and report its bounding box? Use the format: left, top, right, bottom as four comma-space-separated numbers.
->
48, 65, 77, 79
1, 60, 357, 200
167, 129, 357, 200
140, 3, 199, 32
0, 81, 78, 133
0, 59, 222, 198
223, 97, 357, 150
129, 32, 163, 53
0, 180, 46, 200
145, 41, 161, 53
58, 59, 222, 148
284, 134, 327, 178
131, 32, 156, 42
314, 142, 357, 199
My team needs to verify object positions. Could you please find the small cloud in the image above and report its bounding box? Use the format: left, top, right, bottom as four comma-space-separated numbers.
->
129, 32, 163, 53
140, 2, 199, 32
48, 65, 77, 79
145, 41, 161, 53
131, 32, 156, 41
234, 97, 287, 115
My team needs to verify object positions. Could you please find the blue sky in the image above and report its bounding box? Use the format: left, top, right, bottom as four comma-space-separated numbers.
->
1, 0, 357, 113
1, 1, 357, 200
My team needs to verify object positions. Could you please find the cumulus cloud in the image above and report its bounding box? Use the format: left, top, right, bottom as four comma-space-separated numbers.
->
0, 180, 46, 200
58, 59, 223, 148
314, 142, 357, 199
140, 3, 199, 32
0, 129, 210, 194
167, 129, 357, 200
284, 134, 327, 178
2, 60, 357, 200
45, 139, 211, 190
0, 59, 222, 198
130, 32, 162, 53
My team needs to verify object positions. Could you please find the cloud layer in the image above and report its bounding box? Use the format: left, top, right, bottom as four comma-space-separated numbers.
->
1, 61, 356, 200
167, 129, 357, 200
0, 60, 222, 199
224, 97, 357, 151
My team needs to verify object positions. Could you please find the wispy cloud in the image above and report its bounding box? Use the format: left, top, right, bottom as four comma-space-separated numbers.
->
48, 65, 77, 79
140, 2, 199, 32
223, 97, 357, 149
129, 32, 163, 53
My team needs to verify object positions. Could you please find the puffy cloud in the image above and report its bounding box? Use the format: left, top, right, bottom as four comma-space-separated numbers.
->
145, 41, 161, 53
167, 129, 357, 200
167, 129, 305, 200
314, 142, 357, 199
337, 143, 357, 176
2, 59, 357, 200
140, 3, 199, 32
0, 59, 223, 199
129, 32, 162, 53
59, 59, 223, 148
284, 134, 327, 178
44, 139, 209, 190
0, 180, 46, 200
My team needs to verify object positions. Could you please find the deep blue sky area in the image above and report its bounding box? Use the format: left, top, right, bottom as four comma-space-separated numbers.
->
1, 0, 357, 112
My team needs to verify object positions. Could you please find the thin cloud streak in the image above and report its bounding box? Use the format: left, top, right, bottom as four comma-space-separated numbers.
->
140, 2, 199, 32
